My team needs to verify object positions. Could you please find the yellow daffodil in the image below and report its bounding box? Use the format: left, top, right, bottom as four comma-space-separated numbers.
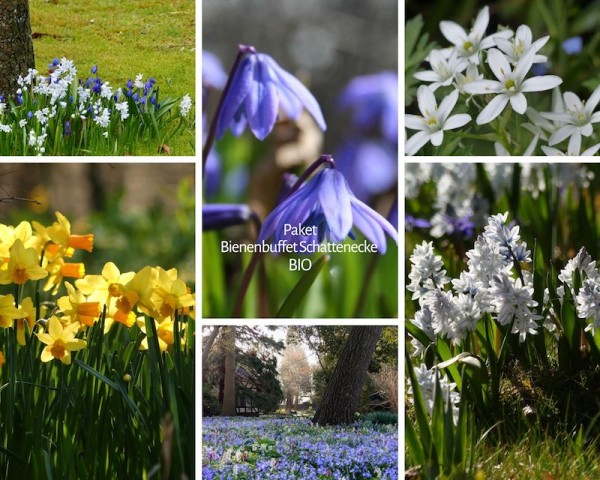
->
44, 257, 85, 294
57, 283, 101, 327
75, 262, 135, 304
0, 221, 37, 261
137, 317, 183, 352
0, 294, 22, 328
149, 267, 195, 319
47, 212, 94, 252
36, 316, 86, 364
16, 297, 43, 345
113, 266, 153, 325
0, 239, 48, 285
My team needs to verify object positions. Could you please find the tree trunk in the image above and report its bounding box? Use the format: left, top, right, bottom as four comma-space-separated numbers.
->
312, 326, 383, 425
0, 0, 35, 96
220, 326, 237, 416
202, 326, 221, 376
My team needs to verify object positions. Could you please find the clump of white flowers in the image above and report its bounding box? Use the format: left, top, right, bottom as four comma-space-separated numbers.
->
405, 5, 600, 156
409, 363, 461, 425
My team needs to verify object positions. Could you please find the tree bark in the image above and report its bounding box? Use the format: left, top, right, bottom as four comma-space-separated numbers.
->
220, 326, 237, 416
202, 326, 221, 375
312, 326, 383, 425
0, 0, 35, 96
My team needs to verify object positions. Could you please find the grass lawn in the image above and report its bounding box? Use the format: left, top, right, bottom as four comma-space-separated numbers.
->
29, 0, 195, 155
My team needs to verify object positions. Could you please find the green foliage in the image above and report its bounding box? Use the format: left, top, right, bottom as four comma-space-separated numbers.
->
203, 383, 221, 417
238, 352, 283, 414
30, 0, 195, 155
358, 411, 398, 426
0, 310, 194, 478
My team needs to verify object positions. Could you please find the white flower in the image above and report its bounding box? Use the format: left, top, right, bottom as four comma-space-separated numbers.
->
440, 6, 513, 65
34, 108, 50, 125
100, 82, 113, 100
410, 305, 435, 356
0, 124, 11, 133
18, 119, 27, 128
576, 279, 600, 335
494, 25, 549, 64
542, 138, 600, 156
94, 108, 110, 128
559, 247, 600, 296
541, 85, 600, 149
407, 241, 449, 300
405, 86, 471, 155
134, 73, 145, 89
414, 49, 469, 91
410, 364, 460, 424
494, 133, 540, 155
466, 235, 511, 285
454, 64, 484, 93
464, 47, 563, 124
489, 273, 542, 342
179, 94, 192, 117
115, 101, 130, 121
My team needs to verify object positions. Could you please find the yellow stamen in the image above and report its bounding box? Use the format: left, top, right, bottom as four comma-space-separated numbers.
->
62, 263, 85, 279
68, 234, 94, 252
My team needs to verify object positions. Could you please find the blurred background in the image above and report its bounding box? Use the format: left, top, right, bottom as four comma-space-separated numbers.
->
204, 0, 397, 151
0, 163, 195, 283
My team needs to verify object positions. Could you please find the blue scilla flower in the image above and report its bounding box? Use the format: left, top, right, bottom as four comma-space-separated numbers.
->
258, 166, 398, 254
91, 65, 98, 75
203, 50, 227, 91
64, 121, 72, 136
562, 36, 583, 55
203, 204, 251, 231
335, 139, 397, 201
338, 71, 398, 143
216, 46, 326, 141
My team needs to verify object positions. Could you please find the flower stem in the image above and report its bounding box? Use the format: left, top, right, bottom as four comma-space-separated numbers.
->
202, 44, 256, 172
232, 252, 264, 317
286, 155, 335, 198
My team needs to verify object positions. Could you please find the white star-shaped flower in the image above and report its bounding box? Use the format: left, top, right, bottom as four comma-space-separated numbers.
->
494, 25, 549, 64
440, 6, 513, 65
464, 47, 562, 124
540, 85, 600, 149
414, 49, 469, 91
405, 86, 471, 155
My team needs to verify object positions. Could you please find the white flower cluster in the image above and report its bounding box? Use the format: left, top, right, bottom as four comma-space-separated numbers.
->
405, 6, 600, 156
409, 363, 460, 425
408, 212, 542, 347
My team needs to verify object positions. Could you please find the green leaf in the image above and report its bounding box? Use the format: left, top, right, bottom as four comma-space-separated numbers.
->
275, 255, 329, 317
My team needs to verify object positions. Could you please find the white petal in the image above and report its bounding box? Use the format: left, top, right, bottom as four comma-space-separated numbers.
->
564, 91, 584, 111
430, 130, 444, 146
532, 54, 548, 64
531, 35, 549, 51
514, 46, 536, 82
582, 143, 600, 156
417, 85, 437, 117
477, 95, 509, 124
581, 123, 593, 137
405, 130, 431, 156
494, 38, 515, 57
548, 125, 576, 145
509, 93, 527, 114
523, 133, 540, 155
440, 21, 467, 46
482, 30, 513, 49
591, 112, 600, 123
463, 79, 503, 94
516, 25, 532, 46
405, 114, 426, 131
540, 111, 570, 123
585, 85, 600, 116
494, 142, 510, 155
472, 6, 490, 41
487, 48, 512, 81
520, 75, 562, 93
567, 131, 581, 155
444, 113, 471, 130
437, 89, 459, 121
414, 70, 440, 82
541, 145, 564, 156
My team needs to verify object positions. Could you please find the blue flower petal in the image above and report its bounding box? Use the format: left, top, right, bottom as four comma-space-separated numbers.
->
216, 55, 254, 138
263, 54, 327, 131
246, 59, 279, 140
318, 169, 353, 242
